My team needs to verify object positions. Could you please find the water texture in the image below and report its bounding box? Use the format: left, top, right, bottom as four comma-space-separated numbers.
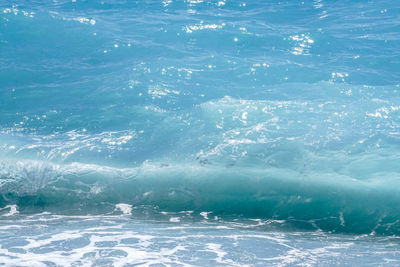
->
1, 0, 400, 265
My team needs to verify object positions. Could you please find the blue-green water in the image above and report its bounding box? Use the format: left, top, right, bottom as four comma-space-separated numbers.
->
1, 0, 400, 265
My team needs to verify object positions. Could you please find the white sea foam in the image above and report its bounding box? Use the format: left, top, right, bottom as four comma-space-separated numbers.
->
0, 205, 19, 216
115, 203, 132, 215
200, 211, 211, 220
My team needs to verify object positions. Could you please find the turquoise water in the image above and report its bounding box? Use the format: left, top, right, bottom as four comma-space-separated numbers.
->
1, 0, 400, 265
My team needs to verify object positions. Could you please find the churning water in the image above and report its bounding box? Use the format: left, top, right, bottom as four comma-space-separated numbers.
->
1, 0, 400, 265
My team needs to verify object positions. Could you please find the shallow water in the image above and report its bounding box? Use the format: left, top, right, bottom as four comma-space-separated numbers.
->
1, 212, 400, 266
1, 0, 400, 265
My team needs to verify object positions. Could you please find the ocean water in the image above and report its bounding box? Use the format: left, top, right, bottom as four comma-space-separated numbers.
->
1, 0, 400, 265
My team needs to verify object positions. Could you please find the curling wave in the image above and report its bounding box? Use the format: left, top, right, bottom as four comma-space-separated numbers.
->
1, 158, 400, 235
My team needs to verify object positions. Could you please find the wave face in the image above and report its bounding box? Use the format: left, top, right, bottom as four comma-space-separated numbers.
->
1, 0, 400, 235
